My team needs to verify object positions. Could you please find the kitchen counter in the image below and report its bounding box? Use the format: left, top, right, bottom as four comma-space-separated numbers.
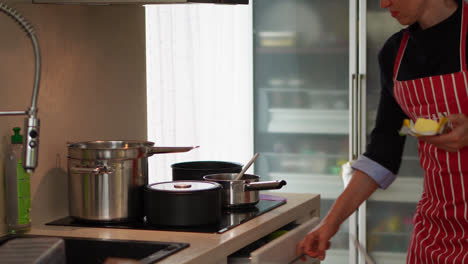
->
27, 192, 320, 264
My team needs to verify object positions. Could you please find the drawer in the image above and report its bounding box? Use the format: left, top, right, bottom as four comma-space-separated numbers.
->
229, 217, 321, 264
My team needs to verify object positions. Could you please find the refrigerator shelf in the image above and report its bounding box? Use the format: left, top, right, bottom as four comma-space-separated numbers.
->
321, 249, 349, 263
372, 251, 407, 264
323, 251, 407, 264
370, 231, 412, 237
269, 172, 343, 200
267, 109, 349, 134
371, 177, 423, 203
263, 152, 347, 175
261, 87, 348, 95
368, 232, 412, 253
261, 88, 348, 110
255, 46, 348, 55
269, 172, 423, 203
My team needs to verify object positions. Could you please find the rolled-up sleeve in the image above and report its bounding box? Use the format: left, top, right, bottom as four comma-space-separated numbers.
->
354, 42, 408, 189
352, 155, 396, 189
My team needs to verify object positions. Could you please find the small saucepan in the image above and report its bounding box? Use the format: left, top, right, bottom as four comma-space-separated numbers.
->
203, 173, 287, 208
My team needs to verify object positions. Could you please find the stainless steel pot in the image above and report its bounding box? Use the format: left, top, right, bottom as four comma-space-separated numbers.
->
67, 140, 197, 222
203, 173, 286, 208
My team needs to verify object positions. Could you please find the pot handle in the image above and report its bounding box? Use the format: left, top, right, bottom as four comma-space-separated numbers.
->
148, 146, 200, 156
244, 180, 287, 191
70, 166, 112, 175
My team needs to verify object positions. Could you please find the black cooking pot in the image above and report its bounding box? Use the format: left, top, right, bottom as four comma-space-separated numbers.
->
144, 181, 223, 227
171, 161, 242, 181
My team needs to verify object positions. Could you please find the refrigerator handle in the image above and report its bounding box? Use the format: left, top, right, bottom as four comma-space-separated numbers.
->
349, 72, 360, 264
350, 73, 358, 161
358, 73, 368, 264
357, 73, 365, 155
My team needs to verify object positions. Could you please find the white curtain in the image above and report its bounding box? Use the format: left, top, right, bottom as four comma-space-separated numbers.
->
145, 3, 253, 183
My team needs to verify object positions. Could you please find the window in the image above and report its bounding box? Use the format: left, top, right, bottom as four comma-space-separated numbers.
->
145, 4, 253, 183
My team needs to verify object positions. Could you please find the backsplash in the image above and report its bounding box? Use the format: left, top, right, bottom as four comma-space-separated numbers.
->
0, 3, 147, 235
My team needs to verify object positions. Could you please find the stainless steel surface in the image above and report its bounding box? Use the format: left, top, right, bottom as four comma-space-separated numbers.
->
67, 140, 197, 221
203, 173, 286, 207
351, 73, 358, 160
68, 158, 146, 222
0, 237, 66, 264
148, 146, 199, 155
204, 173, 260, 207
0, 111, 27, 115
357, 73, 365, 155
23, 116, 40, 173
0, 3, 41, 173
68, 140, 198, 160
244, 180, 286, 191
70, 165, 112, 174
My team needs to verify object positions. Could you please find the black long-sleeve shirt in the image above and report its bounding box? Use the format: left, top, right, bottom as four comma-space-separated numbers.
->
361, 0, 465, 178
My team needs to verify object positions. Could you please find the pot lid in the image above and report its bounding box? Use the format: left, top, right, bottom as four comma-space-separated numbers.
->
68, 140, 154, 149
148, 181, 220, 192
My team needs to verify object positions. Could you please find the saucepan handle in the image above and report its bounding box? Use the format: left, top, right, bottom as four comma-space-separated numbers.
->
70, 166, 112, 175
148, 146, 200, 156
244, 180, 287, 191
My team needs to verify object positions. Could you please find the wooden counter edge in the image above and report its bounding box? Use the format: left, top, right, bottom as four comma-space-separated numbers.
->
25, 193, 320, 264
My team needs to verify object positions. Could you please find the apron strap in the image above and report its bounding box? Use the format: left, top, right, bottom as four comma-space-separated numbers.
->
395, 2, 468, 78
460, 1, 468, 71
393, 30, 409, 81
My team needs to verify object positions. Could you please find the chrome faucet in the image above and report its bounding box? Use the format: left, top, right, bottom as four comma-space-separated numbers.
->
0, 3, 41, 173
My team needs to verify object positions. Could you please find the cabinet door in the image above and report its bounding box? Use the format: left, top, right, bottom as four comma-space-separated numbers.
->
363, 1, 423, 263
253, 0, 351, 263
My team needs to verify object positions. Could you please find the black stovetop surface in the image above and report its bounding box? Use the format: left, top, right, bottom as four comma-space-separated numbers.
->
47, 195, 286, 234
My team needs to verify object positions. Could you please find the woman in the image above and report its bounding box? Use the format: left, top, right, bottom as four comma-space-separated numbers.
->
297, 0, 468, 263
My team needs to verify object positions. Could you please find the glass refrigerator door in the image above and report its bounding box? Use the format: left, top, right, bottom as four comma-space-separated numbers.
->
364, 1, 423, 263
253, 0, 350, 262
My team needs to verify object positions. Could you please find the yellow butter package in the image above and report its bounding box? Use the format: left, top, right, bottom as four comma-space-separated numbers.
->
399, 116, 449, 137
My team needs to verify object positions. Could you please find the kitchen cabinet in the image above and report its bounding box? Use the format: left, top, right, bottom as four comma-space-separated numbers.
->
228, 216, 320, 264
21, 193, 319, 264
253, 0, 422, 263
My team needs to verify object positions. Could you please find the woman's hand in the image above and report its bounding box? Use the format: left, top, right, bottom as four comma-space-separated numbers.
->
419, 113, 468, 152
296, 220, 337, 261
295, 169, 379, 261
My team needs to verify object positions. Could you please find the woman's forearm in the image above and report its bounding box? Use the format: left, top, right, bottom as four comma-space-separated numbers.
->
323, 169, 379, 227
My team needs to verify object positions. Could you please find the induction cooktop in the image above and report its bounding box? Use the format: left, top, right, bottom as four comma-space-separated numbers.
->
47, 195, 287, 234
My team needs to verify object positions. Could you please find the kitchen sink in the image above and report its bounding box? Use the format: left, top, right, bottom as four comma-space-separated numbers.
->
0, 234, 189, 264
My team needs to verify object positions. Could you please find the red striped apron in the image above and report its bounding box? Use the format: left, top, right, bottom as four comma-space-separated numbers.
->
393, 2, 468, 263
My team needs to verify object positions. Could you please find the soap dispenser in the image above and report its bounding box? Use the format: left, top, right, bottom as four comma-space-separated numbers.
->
5, 127, 31, 234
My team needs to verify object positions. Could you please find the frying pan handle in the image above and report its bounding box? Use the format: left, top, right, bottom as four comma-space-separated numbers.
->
70, 166, 112, 175
244, 180, 287, 191
147, 146, 200, 156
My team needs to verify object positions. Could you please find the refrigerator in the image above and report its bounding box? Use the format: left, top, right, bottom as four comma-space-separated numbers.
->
253, 0, 424, 263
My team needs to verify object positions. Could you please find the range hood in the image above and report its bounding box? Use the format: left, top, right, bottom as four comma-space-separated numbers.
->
32, 0, 248, 4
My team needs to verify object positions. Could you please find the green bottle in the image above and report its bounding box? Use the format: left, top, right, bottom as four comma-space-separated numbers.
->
5, 127, 31, 234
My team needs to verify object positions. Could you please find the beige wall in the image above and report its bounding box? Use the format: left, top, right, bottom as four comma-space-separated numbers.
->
0, 3, 147, 235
